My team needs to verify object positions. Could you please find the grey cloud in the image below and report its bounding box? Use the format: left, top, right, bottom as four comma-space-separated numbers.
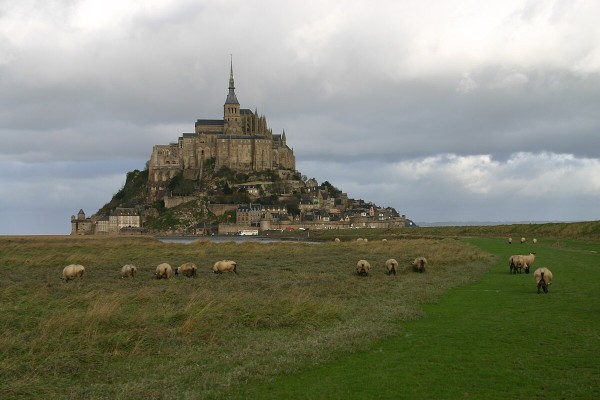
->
1, 0, 600, 234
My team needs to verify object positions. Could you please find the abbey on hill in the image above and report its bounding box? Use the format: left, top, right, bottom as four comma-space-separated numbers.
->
71, 62, 409, 235
147, 60, 295, 203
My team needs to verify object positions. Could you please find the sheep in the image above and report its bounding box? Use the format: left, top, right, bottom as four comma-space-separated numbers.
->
385, 258, 398, 275
382, 238, 388, 242
155, 263, 173, 279
120, 264, 137, 278
509, 255, 526, 274
356, 259, 371, 276
520, 237, 526, 244
412, 257, 427, 273
534, 267, 553, 294
509, 252, 535, 274
61, 264, 85, 282
213, 260, 237, 274
509, 255, 521, 274
356, 238, 364, 242
334, 238, 341, 243
521, 252, 536, 274
175, 262, 197, 278
508, 237, 513, 244
533, 238, 537, 244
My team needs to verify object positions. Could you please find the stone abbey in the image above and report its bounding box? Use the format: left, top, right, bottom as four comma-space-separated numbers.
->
148, 61, 296, 202
71, 61, 409, 235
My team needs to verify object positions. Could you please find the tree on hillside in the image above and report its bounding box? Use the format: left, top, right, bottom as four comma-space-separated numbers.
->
322, 181, 341, 197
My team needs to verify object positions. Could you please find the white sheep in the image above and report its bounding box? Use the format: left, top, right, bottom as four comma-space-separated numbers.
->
520, 237, 526, 244
155, 263, 173, 279
120, 264, 137, 278
509, 253, 535, 274
334, 238, 341, 243
508, 237, 513, 244
533, 238, 537, 244
509, 255, 528, 274
356, 238, 364, 242
176, 262, 197, 278
521, 252, 536, 274
534, 267, 553, 294
385, 258, 398, 275
213, 260, 237, 274
61, 264, 85, 282
412, 257, 427, 273
382, 238, 388, 242
509, 255, 523, 274
356, 259, 371, 276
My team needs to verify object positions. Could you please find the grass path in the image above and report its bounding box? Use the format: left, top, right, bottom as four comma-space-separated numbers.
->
228, 237, 600, 399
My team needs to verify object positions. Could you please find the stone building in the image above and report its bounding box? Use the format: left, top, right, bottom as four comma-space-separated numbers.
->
71, 208, 141, 235
148, 61, 296, 202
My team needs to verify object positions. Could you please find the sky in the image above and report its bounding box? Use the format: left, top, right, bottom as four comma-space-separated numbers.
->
1, 0, 599, 235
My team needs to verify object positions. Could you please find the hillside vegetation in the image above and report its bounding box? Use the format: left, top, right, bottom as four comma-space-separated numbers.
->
93, 163, 306, 232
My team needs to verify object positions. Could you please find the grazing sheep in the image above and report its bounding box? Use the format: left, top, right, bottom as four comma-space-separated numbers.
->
509, 255, 527, 274
508, 237, 513, 244
521, 252, 536, 274
412, 257, 427, 273
509, 252, 535, 274
534, 267, 553, 294
334, 238, 341, 243
213, 260, 237, 274
155, 263, 173, 279
357, 238, 364, 242
385, 258, 398, 275
533, 238, 537, 244
356, 259, 371, 276
120, 264, 137, 278
382, 238, 388, 242
520, 237, 526, 244
175, 262, 197, 278
509, 255, 521, 274
61, 264, 85, 282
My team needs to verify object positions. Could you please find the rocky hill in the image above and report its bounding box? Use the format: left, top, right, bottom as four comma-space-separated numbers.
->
91, 159, 407, 235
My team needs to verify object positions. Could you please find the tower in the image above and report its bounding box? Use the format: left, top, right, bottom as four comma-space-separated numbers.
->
224, 56, 242, 134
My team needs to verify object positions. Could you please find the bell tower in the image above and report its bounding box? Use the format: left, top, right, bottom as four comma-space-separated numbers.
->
224, 56, 242, 134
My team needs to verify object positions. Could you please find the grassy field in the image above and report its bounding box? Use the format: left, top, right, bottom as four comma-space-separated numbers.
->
231, 235, 600, 399
0, 234, 490, 399
1, 225, 598, 399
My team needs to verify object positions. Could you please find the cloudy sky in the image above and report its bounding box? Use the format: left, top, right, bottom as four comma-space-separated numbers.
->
2, 0, 599, 234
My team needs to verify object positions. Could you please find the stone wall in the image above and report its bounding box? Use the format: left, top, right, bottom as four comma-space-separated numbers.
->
207, 203, 238, 216
164, 196, 197, 209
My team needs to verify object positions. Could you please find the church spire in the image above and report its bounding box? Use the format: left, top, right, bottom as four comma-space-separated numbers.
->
225, 55, 239, 105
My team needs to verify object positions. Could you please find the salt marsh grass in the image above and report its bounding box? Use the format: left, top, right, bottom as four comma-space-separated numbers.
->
0, 235, 490, 398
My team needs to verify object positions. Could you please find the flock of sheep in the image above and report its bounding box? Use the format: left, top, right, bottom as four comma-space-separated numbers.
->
60, 236, 427, 283
349, 237, 428, 277
60, 236, 553, 294
507, 237, 553, 294
60, 259, 238, 282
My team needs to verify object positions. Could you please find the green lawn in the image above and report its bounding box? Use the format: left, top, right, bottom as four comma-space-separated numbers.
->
229, 237, 600, 399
